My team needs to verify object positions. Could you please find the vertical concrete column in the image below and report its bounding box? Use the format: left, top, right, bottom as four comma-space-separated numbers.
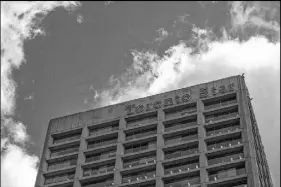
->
237, 78, 260, 187
74, 126, 88, 187
197, 99, 208, 185
156, 109, 165, 187
114, 117, 126, 186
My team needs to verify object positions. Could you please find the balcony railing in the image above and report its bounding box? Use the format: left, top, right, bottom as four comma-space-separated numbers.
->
207, 139, 242, 151
165, 108, 197, 119
205, 99, 237, 110
123, 157, 156, 169
124, 142, 156, 154
208, 153, 244, 166
85, 152, 116, 163
206, 125, 240, 136
209, 168, 246, 181
50, 147, 79, 158
164, 177, 200, 187
122, 171, 156, 184
45, 173, 74, 185
165, 121, 197, 132
126, 117, 157, 129
83, 180, 114, 187
205, 112, 239, 124
164, 162, 199, 175
83, 165, 115, 177
89, 126, 119, 137
48, 159, 77, 171
165, 134, 198, 146
53, 134, 81, 145
126, 130, 157, 141
87, 139, 117, 149
165, 148, 198, 160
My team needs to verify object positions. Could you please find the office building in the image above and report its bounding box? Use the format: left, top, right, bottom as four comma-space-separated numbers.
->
35, 75, 273, 187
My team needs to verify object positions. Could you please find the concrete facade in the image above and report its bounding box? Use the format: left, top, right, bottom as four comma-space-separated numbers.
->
35, 75, 273, 187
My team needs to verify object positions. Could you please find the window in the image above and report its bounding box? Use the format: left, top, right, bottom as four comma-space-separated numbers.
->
164, 176, 200, 187
165, 117, 197, 132
85, 149, 116, 163
208, 165, 246, 182
165, 145, 198, 160
206, 121, 240, 136
124, 141, 156, 154
164, 159, 199, 175
206, 137, 242, 151
48, 158, 77, 171
165, 103, 197, 120
52, 130, 81, 144
165, 131, 198, 146
122, 169, 156, 184
45, 172, 75, 185
83, 163, 115, 177
123, 155, 156, 169
89, 124, 119, 136
87, 136, 118, 149
204, 95, 237, 110
205, 107, 239, 124
50, 145, 79, 158
126, 115, 157, 128
126, 127, 157, 141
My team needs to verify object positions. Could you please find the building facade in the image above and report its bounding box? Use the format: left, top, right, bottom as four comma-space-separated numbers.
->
35, 75, 273, 187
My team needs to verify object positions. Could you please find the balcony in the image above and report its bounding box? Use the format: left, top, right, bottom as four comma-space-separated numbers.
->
45, 173, 74, 185
122, 170, 156, 184
164, 177, 200, 187
53, 134, 81, 145
165, 134, 198, 146
124, 142, 156, 155
165, 121, 197, 133
164, 162, 199, 175
205, 99, 237, 111
87, 138, 118, 149
208, 153, 244, 166
123, 156, 156, 169
48, 159, 77, 171
165, 148, 198, 160
50, 146, 79, 158
209, 167, 246, 182
206, 125, 240, 137
126, 117, 157, 129
85, 151, 116, 163
207, 139, 242, 151
205, 112, 239, 124
165, 107, 197, 120
83, 165, 115, 177
126, 129, 157, 141
89, 125, 119, 137
82, 179, 114, 187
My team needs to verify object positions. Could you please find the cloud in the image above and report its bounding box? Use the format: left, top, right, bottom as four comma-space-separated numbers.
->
76, 14, 83, 24
1, 145, 39, 187
92, 3, 280, 186
230, 1, 280, 41
1, 1, 81, 187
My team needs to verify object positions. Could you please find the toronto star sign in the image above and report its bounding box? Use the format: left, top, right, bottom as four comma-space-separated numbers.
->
124, 83, 235, 116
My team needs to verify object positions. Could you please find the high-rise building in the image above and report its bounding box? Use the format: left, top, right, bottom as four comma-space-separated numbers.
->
35, 75, 273, 187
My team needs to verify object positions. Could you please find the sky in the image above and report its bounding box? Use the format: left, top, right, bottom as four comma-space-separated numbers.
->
1, 1, 280, 187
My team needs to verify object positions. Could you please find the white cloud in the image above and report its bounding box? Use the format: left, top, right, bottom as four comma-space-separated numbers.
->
230, 1, 280, 40
76, 14, 83, 24
1, 1, 81, 187
93, 3, 280, 186
1, 145, 39, 187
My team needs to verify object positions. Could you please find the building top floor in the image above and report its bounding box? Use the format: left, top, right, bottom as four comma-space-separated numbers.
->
47, 75, 245, 135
